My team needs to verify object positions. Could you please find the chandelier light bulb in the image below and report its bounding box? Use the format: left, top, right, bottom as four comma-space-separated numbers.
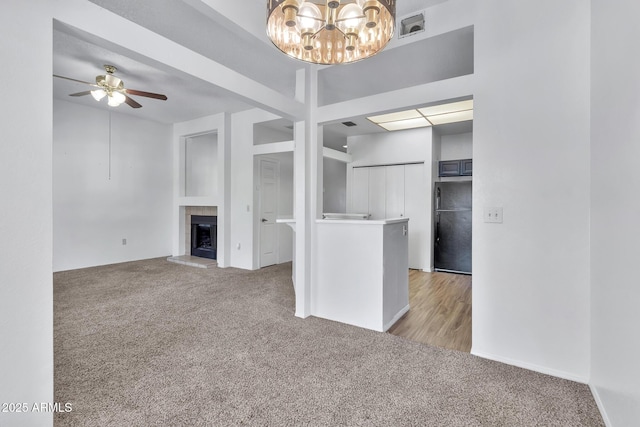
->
338, 3, 363, 28
296, 2, 323, 33
337, 3, 364, 50
297, 2, 323, 50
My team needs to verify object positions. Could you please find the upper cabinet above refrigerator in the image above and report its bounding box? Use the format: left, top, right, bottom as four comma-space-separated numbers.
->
439, 159, 472, 177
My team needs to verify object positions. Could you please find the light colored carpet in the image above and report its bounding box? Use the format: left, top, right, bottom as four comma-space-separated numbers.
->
54, 258, 603, 426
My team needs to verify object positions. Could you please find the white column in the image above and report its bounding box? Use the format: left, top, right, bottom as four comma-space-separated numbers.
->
1, 1, 53, 426
217, 113, 232, 267
294, 119, 310, 317
171, 134, 185, 256
293, 66, 322, 318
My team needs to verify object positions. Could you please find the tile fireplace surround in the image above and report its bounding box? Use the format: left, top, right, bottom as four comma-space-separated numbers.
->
184, 206, 218, 253
168, 206, 219, 269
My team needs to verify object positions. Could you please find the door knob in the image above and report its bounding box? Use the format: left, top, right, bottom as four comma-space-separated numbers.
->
261, 218, 268, 222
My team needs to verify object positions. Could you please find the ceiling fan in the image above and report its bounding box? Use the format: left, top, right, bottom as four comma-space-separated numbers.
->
53, 64, 167, 108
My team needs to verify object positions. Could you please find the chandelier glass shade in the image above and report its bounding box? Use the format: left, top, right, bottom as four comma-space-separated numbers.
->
267, 0, 396, 65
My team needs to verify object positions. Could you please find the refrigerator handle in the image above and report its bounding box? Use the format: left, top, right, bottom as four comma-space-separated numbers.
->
435, 212, 440, 244
436, 187, 441, 210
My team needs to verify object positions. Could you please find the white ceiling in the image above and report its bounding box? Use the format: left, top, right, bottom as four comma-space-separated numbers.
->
52, 0, 471, 149
53, 26, 253, 123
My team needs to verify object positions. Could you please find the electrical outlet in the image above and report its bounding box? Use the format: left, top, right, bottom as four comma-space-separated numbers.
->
122, 238, 127, 245
484, 207, 503, 223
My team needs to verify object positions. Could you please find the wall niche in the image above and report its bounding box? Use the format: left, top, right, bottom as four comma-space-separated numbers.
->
183, 133, 218, 197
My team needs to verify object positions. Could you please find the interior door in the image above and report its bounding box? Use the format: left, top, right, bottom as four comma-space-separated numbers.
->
368, 166, 386, 220
259, 159, 278, 268
385, 165, 405, 218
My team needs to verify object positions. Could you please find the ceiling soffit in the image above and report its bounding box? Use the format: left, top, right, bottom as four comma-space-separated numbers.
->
317, 26, 474, 106
87, 0, 300, 98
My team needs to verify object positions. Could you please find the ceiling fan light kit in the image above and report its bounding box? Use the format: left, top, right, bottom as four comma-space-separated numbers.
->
90, 89, 107, 101
107, 91, 126, 107
54, 64, 167, 109
267, 0, 396, 64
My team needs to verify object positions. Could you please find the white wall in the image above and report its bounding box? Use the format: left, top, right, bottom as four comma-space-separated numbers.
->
0, 1, 53, 426
590, 0, 640, 424
472, 1, 591, 381
230, 110, 259, 269
53, 100, 173, 272
277, 153, 294, 263
347, 127, 433, 167
432, 129, 442, 183
440, 132, 472, 160
253, 122, 293, 145
323, 157, 347, 213
230, 108, 283, 270
185, 133, 218, 197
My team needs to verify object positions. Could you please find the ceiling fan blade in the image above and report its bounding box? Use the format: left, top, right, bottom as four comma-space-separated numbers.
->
53, 74, 96, 86
124, 95, 143, 109
125, 88, 167, 100
69, 91, 93, 97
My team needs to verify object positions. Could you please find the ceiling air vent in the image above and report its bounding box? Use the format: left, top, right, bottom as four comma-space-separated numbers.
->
399, 12, 425, 39
342, 121, 357, 127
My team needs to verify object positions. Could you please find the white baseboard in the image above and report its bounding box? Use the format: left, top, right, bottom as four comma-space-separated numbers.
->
470, 349, 589, 384
589, 384, 613, 427
384, 304, 410, 332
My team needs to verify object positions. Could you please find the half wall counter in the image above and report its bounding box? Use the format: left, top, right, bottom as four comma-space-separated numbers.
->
313, 217, 409, 332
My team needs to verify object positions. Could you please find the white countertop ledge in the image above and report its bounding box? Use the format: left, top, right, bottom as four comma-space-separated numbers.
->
316, 217, 408, 225
275, 217, 295, 223
276, 217, 409, 225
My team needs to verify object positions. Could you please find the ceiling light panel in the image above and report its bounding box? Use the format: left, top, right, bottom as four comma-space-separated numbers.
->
418, 100, 474, 116
377, 117, 432, 131
368, 109, 422, 124
425, 110, 473, 125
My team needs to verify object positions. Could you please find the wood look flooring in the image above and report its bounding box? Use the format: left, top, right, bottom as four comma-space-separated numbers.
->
388, 270, 472, 353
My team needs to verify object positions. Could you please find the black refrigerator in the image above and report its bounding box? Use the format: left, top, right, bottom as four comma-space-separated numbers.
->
434, 181, 472, 274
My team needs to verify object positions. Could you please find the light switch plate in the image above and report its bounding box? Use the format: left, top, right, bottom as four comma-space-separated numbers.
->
484, 207, 503, 223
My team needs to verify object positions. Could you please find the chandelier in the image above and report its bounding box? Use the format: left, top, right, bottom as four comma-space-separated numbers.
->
267, 0, 396, 65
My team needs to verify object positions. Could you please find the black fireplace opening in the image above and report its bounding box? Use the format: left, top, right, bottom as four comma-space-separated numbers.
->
191, 215, 217, 259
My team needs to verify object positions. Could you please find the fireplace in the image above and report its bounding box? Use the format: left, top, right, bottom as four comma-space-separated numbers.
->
191, 215, 217, 259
